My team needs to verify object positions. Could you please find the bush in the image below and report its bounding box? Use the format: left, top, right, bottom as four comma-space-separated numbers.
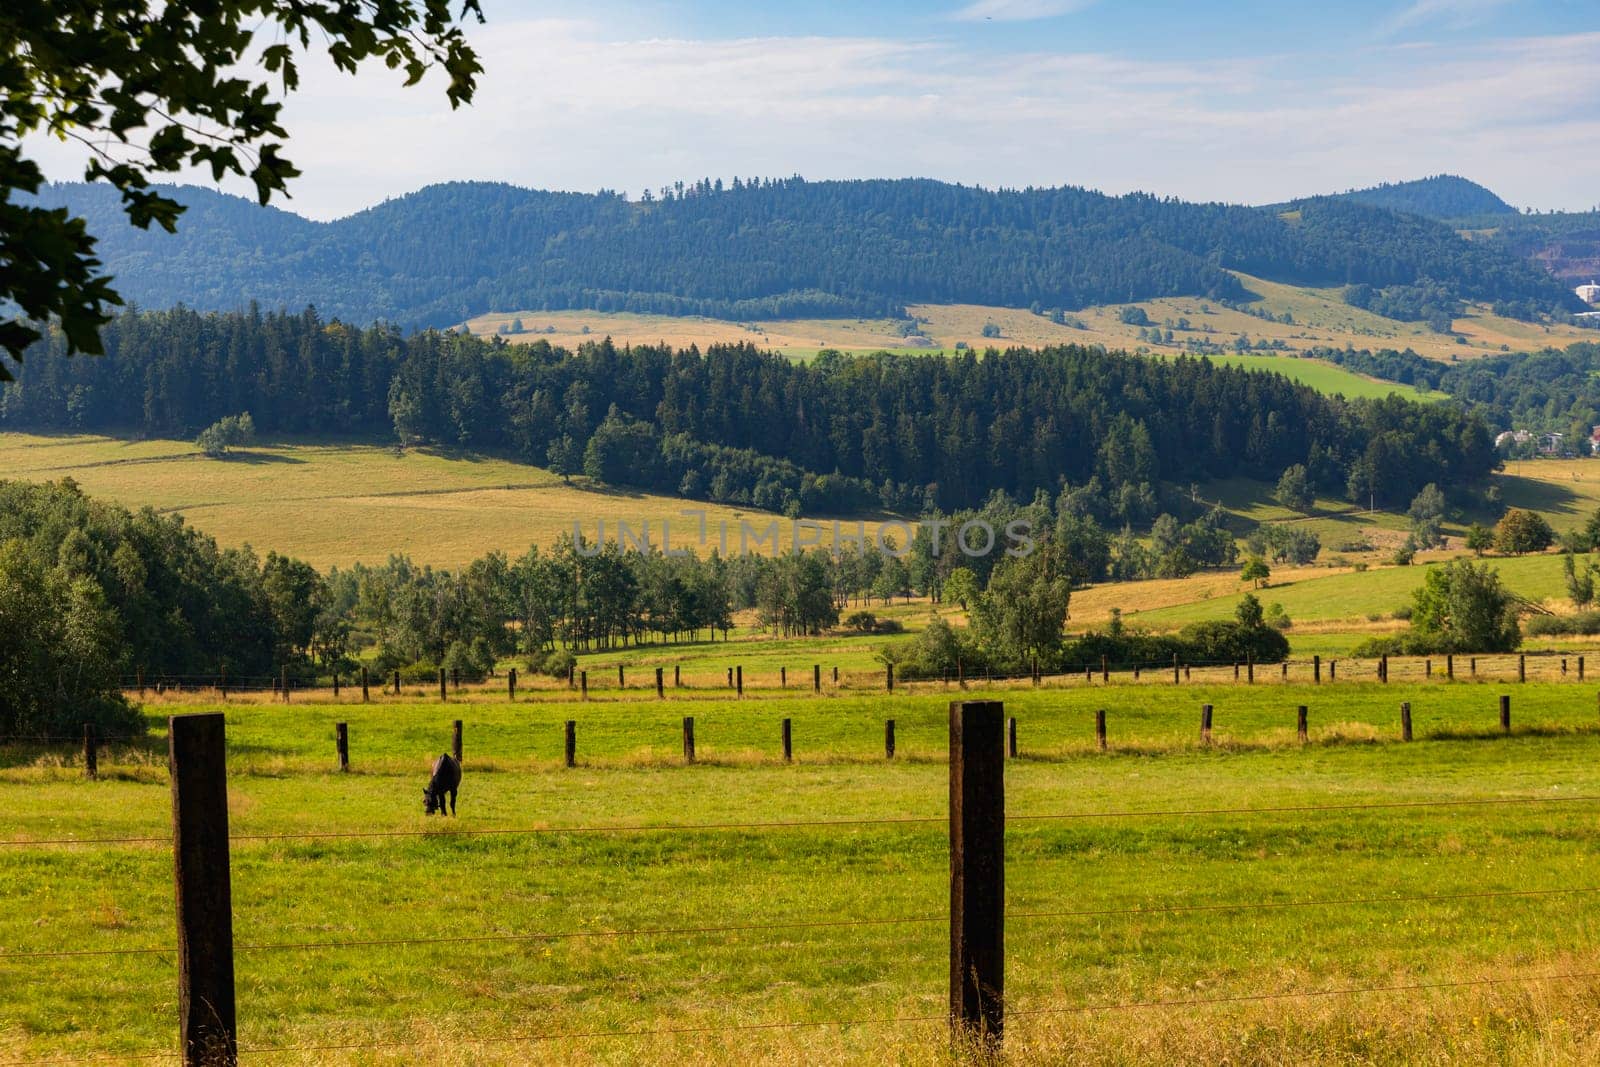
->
1175, 619, 1290, 664
1525, 612, 1600, 636
194, 412, 255, 457
1495, 509, 1554, 555
534, 648, 576, 679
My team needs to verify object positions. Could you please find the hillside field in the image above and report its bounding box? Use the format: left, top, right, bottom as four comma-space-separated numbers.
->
0, 434, 896, 570
6, 682, 1600, 1064
463, 273, 1597, 377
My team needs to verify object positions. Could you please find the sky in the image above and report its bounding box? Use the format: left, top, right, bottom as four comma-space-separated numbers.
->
30, 0, 1600, 219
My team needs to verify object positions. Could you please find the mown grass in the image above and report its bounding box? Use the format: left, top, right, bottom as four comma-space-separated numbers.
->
0, 433, 895, 569
5, 681, 1600, 1064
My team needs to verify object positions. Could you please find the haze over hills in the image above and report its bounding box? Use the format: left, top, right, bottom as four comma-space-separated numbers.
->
29, 176, 1582, 332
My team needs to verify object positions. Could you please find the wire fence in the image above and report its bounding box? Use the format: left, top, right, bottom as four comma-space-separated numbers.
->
7, 703, 1600, 1063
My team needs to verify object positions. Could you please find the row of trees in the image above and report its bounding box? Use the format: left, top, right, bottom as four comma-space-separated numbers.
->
3, 307, 1500, 514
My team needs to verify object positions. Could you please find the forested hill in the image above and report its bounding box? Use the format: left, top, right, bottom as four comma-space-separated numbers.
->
1332, 175, 1518, 220
4, 307, 1495, 516
29, 176, 1578, 329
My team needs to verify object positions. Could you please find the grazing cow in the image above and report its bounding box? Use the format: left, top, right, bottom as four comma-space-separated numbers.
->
423, 753, 461, 816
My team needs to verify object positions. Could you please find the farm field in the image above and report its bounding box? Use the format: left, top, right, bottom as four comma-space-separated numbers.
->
6, 681, 1600, 1064
0, 434, 896, 570
463, 272, 1597, 370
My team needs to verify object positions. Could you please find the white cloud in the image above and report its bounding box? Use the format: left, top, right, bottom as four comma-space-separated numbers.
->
1381, 0, 1512, 35
950, 0, 1097, 21
27, 19, 1600, 217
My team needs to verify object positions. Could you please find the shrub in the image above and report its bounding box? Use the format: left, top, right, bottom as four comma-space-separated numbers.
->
1495, 509, 1554, 555
535, 648, 576, 679
1525, 612, 1600, 637
195, 412, 255, 457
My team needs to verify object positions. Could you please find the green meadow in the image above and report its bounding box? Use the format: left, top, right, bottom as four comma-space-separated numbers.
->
5, 680, 1600, 1064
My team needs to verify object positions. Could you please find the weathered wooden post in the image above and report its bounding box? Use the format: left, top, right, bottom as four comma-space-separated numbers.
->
1329, 660, 1337, 681
567, 663, 575, 689
1563, 658, 1569, 677
452, 720, 463, 763
1101, 655, 1109, 683
834, 666, 839, 685
1201, 703, 1213, 743
656, 667, 664, 699
1425, 659, 1432, 679
564, 720, 576, 768
1470, 658, 1477, 677
1400, 702, 1413, 742
580, 670, 588, 701
169, 713, 237, 1067
887, 663, 895, 693
1313, 655, 1322, 684
336, 722, 349, 771
958, 659, 966, 689
361, 666, 369, 703
1233, 662, 1240, 682
781, 666, 787, 688
1446, 654, 1454, 681
508, 668, 517, 702
438, 667, 446, 702
451, 667, 459, 692
727, 666, 734, 689
814, 664, 821, 692
1247, 655, 1254, 685
393, 669, 401, 696
1500, 694, 1511, 734
674, 664, 681, 688
683, 716, 696, 763
1380, 655, 1388, 684
782, 718, 793, 762
1031, 656, 1039, 687
949, 700, 1004, 1045
1297, 706, 1308, 744
735, 665, 743, 697
1095, 709, 1107, 751
617, 664, 625, 689
1281, 661, 1287, 681
1007, 717, 1018, 758
83, 723, 97, 780
1518, 655, 1526, 683
886, 719, 897, 759
1173, 653, 1180, 685
1581, 656, 1587, 682
332, 673, 340, 698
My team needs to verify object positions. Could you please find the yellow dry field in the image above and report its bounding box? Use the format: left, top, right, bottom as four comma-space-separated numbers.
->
463, 273, 1596, 363
0, 434, 898, 569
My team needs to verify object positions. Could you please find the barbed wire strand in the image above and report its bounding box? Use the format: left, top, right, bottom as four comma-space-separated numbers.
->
7, 884, 1598, 962
7, 791, 1600, 850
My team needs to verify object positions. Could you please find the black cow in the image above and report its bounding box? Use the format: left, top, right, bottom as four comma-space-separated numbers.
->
423, 753, 461, 816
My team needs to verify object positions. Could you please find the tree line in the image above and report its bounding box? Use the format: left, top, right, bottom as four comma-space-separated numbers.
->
3, 307, 1499, 514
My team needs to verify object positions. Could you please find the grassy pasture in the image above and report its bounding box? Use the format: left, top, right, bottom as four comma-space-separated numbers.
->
0, 434, 896, 570
6, 681, 1600, 1064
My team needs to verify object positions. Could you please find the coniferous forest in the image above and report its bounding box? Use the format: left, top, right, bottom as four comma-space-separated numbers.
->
3, 306, 1496, 517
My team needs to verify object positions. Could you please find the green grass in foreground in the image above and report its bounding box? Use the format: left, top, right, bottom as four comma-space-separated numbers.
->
5, 681, 1600, 1064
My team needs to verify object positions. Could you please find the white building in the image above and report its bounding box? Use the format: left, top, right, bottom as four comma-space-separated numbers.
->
1578, 281, 1600, 305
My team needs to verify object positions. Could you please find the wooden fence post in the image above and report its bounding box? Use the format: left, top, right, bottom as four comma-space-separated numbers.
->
393, 669, 401, 696
886, 719, 897, 759
1400, 702, 1413, 742
1233, 662, 1240, 681
169, 713, 237, 1067
1281, 661, 1287, 681
580, 670, 588, 701
674, 664, 681, 688
336, 722, 349, 771
618, 664, 625, 689
1201, 703, 1213, 743
814, 664, 821, 692
1425, 659, 1432, 679
438, 667, 446, 702
1313, 655, 1321, 684
1247, 655, 1254, 684
834, 666, 839, 685
782, 718, 793, 762
452, 720, 463, 763
781, 666, 787, 688
1095, 709, 1107, 751
1500, 694, 1511, 734
1470, 658, 1477, 677
83, 723, 97, 780
1380, 655, 1388, 683
949, 699, 1004, 1045
450, 667, 458, 691
1446, 654, 1454, 680
683, 716, 696, 763
332, 673, 340, 699
1173, 654, 1180, 685
1297, 705, 1308, 743
568, 663, 575, 690
1329, 660, 1336, 681
1518, 655, 1526, 683
1007, 717, 1018, 759
656, 667, 664, 699
736, 665, 744, 697
1581, 656, 1587, 682
887, 663, 895, 693
564, 720, 576, 768
361, 666, 369, 703
508, 668, 517, 702
1101, 656, 1109, 683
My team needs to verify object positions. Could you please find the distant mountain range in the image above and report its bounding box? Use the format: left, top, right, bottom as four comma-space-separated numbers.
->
28, 174, 1587, 329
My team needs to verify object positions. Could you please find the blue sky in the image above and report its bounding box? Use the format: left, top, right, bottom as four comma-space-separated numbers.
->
33, 0, 1600, 218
